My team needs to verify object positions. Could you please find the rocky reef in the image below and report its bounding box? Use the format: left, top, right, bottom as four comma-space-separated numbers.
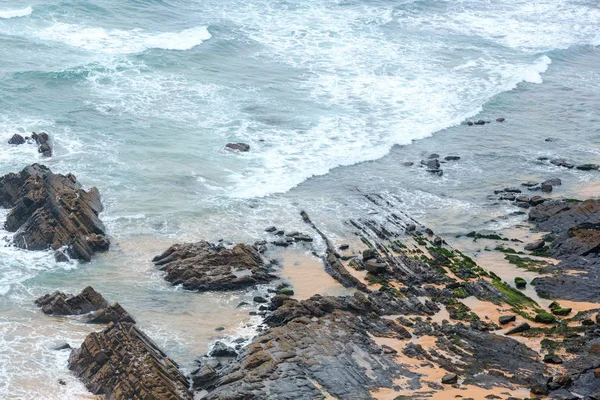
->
0, 164, 109, 261
153, 241, 275, 291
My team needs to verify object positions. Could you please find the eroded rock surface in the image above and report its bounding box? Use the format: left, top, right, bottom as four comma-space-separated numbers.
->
68, 321, 192, 400
153, 241, 274, 291
0, 164, 109, 261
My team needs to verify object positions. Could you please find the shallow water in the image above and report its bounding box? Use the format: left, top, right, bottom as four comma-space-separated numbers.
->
0, 0, 599, 398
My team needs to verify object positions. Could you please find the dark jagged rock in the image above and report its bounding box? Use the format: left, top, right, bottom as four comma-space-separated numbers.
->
0, 164, 109, 261
209, 341, 237, 358
225, 142, 250, 152
152, 241, 274, 291
8, 134, 25, 145
68, 322, 192, 400
35, 286, 135, 324
32, 132, 52, 157
496, 117, 505, 122
445, 156, 460, 161
35, 286, 109, 316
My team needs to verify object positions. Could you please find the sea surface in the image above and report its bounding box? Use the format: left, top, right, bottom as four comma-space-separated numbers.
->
0, 0, 599, 398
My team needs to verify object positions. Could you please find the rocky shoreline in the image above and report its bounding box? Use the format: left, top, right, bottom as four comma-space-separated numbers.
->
1, 155, 599, 399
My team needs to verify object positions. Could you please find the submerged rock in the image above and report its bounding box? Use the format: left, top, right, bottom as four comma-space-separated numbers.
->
225, 142, 250, 152
0, 164, 109, 261
152, 241, 274, 291
68, 321, 192, 400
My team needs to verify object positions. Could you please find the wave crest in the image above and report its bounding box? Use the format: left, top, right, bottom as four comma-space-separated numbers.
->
35, 24, 211, 54
0, 6, 32, 19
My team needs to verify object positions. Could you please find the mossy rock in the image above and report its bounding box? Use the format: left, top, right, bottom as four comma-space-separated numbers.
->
551, 307, 572, 316
549, 301, 561, 310
514, 277, 527, 289
535, 311, 556, 324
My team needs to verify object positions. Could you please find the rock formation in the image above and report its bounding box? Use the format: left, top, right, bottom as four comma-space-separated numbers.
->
0, 164, 109, 261
34, 286, 135, 324
68, 321, 192, 400
153, 241, 274, 291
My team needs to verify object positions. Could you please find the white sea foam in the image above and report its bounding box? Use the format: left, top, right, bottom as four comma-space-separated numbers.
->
0, 6, 32, 19
185, 0, 565, 198
35, 24, 211, 54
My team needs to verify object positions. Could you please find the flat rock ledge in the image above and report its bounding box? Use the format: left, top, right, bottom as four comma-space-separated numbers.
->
34, 286, 135, 324
152, 241, 274, 291
68, 321, 192, 400
0, 164, 109, 261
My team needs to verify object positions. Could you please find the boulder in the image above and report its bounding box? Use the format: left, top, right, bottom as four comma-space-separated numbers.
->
152, 241, 273, 291
542, 178, 562, 187
506, 323, 530, 335
0, 164, 109, 261
514, 277, 527, 289
8, 134, 25, 145
444, 156, 460, 161
441, 373, 458, 384
543, 354, 563, 364
525, 240, 545, 251
498, 315, 516, 325
209, 341, 237, 358
425, 159, 441, 169
496, 117, 505, 123
364, 261, 387, 274
225, 143, 250, 152
68, 322, 192, 400
32, 132, 52, 157
362, 248, 377, 261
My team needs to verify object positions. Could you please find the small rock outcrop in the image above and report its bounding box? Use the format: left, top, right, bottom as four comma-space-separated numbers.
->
34, 286, 135, 324
32, 132, 52, 157
0, 164, 109, 261
152, 241, 274, 291
225, 142, 250, 152
35, 286, 109, 316
8, 134, 25, 145
68, 321, 192, 400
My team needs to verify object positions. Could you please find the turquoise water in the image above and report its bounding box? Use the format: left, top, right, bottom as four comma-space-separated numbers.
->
0, 0, 599, 398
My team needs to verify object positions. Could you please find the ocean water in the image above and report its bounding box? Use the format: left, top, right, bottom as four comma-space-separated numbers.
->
0, 0, 599, 398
